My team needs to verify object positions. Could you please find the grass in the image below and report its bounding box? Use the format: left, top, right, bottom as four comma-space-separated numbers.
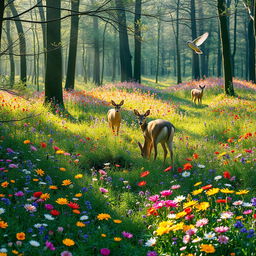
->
0, 77, 255, 255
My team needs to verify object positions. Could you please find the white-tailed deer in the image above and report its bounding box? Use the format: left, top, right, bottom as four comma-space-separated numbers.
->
191, 85, 205, 104
107, 100, 124, 135
134, 109, 175, 165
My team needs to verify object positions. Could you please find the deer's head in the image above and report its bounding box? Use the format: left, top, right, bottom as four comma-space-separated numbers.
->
111, 100, 124, 112
199, 85, 206, 91
134, 109, 150, 126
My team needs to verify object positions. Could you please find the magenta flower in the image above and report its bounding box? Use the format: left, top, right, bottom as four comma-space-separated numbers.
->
45, 241, 55, 251
100, 248, 111, 256
147, 251, 158, 256
45, 204, 54, 210
15, 191, 24, 197
243, 209, 253, 215
122, 231, 133, 239
164, 200, 178, 208
9, 164, 18, 168
99, 169, 107, 176
214, 226, 229, 233
160, 190, 173, 197
60, 251, 72, 256
99, 187, 109, 194
218, 235, 229, 244
148, 195, 160, 202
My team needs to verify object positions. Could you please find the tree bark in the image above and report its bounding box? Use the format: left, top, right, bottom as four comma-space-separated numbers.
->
155, 19, 160, 83
9, 2, 27, 85
101, 22, 107, 85
248, 0, 255, 82
175, 0, 182, 83
0, 0, 4, 49
134, 0, 142, 83
231, 0, 238, 77
112, 29, 117, 82
65, 0, 80, 90
115, 0, 133, 82
217, 24, 222, 77
218, 0, 235, 96
45, 0, 63, 106
92, 17, 100, 85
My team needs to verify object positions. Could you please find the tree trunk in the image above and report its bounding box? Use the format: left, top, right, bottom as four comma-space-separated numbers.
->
38, 3, 47, 66
248, 0, 255, 82
115, 0, 133, 82
231, 0, 238, 77
82, 38, 88, 84
112, 29, 117, 82
45, 0, 63, 106
190, 0, 200, 80
134, 0, 142, 83
65, 0, 80, 90
92, 17, 100, 85
6, 14, 15, 86
175, 0, 182, 83
218, 0, 234, 96
101, 22, 107, 85
0, 0, 4, 48
217, 24, 222, 77
155, 20, 160, 83
9, 2, 27, 85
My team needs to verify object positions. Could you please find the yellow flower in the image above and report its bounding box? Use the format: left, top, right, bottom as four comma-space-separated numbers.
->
192, 188, 203, 196
97, 213, 111, 220
56, 150, 65, 154
23, 140, 31, 144
10, 180, 15, 183
49, 185, 58, 190
235, 190, 249, 195
114, 237, 122, 242
200, 244, 216, 253
113, 219, 122, 224
56, 198, 69, 205
1, 181, 9, 188
62, 179, 72, 186
76, 221, 86, 227
75, 193, 82, 197
194, 182, 202, 186
35, 169, 45, 176
183, 225, 195, 232
183, 200, 198, 209
235, 216, 244, 220
33, 179, 39, 182
0, 252, 7, 256
176, 211, 187, 219
75, 174, 83, 179
155, 226, 171, 236
0, 220, 8, 229
62, 238, 75, 246
220, 188, 235, 194
59, 168, 66, 171
101, 233, 107, 237
16, 232, 26, 240
169, 222, 184, 231
195, 202, 210, 211
40, 193, 50, 200
206, 188, 220, 196
12, 250, 19, 255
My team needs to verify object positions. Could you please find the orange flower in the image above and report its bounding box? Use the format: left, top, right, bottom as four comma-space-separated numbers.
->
183, 163, 192, 170
16, 232, 26, 240
193, 153, 199, 159
23, 140, 31, 144
49, 185, 58, 190
138, 181, 147, 186
62, 179, 72, 186
59, 168, 66, 171
0, 220, 8, 229
62, 238, 75, 246
1, 181, 9, 188
35, 169, 45, 176
40, 193, 50, 200
76, 221, 85, 227
140, 171, 150, 177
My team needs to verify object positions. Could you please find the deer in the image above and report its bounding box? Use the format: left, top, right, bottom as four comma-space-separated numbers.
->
107, 100, 124, 135
134, 109, 175, 165
191, 85, 206, 104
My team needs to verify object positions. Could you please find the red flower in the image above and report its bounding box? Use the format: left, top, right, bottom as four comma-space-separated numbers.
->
184, 207, 192, 214
115, 164, 121, 167
138, 181, 147, 186
186, 158, 192, 161
140, 171, 150, 177
163, 166, 172, 172
253, 214, 256, 219
53, 146, 59, 151
177, 167, 183, 173
214, 152, 220, 155
147, 207, 158, 216
223, 171, 231, 179
50, 209, 60, 216
183, 163, 192, 170
193, 153, 199, 159
67, 202, 80, 209
33, 191, 43, 198
40, 142, 47, 148
202, 184, 213, 190
216, 199, 228, 203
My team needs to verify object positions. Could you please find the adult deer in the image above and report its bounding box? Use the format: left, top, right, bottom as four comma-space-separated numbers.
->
134, 109, 175, 165
191, 85, 205, 104
107, 100, 124, 135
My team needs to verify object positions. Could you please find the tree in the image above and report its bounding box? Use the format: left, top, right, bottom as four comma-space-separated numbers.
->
9, 2, 27, 85
92, 16, 100, 85
65, 0, 80, 91
45, 0, 63, 106
0, 0, 4, 48
155, 19, 161, 83
218, 0, 235, 96
115, 0, 133, 82
248, 0, 255, 82
134, 0, 142, 83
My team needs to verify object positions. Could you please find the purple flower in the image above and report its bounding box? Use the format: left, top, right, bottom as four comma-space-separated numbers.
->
218, 235, 229, 244
9, 164, 18, 168
14, 191, 24, 197
251, 198, 256, 206
147, 251, 158, 256
60, 251, 72, 256
45, 241, 55, 251
6, 148, 15, 153
122, 231, 133, 239
45, 204, 54, 210
100, 248, 110, 256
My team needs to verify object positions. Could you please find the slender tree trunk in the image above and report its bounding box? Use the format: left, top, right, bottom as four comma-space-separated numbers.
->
65, 0, 80, 90
45, 0, 63, 106
101, 22, 107, 85
0, 0, 4, 49
248, 0, 255, 82
218, 0, 234, 96
231, 0, 238, 77
175, 0, 182, 83
38, 3, 47, 68
82, 37, 88, 83
6, 14, 15, 86
190, 0, 200, 80
115, 0, 133, 82
134, 0, 142, 83
9, 2, 27, 85
112, 29, 117, 82
92, 17, 100, 85
155, 20, 160, 83
217, 24, 222, 77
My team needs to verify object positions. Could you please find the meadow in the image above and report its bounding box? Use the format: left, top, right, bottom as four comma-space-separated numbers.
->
0, 78, 255, 256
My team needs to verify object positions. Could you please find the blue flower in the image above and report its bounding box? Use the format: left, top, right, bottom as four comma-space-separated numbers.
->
234, 221, 244, 228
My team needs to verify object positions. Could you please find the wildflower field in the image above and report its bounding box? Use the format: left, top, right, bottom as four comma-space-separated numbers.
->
0, 78, 255, 256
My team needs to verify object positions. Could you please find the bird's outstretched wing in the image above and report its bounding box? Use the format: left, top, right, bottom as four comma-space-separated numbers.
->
193, 32, 209, 46
187, 42, 203, 54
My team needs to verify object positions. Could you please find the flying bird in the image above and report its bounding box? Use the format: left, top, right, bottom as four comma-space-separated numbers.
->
187, 32, 209, 54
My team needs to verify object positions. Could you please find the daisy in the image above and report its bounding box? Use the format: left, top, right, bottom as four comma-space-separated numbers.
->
233, 200, 243, 206
24, 204, 37, 213
173, 195, 186, 203
182, 171, 191, 178
44, 214, 55, 220
214, 175, 222, 181
171, 184, 181, 190
204, 232, 216, 240
214, 226, 229, 233
197, 164, 205, 168
218, 235, 229, 244
145, 237, 157, 247
0, 208, 5, 215
29, 240, 40, 247
196, 218, 209, 227
220, 211, 234, 219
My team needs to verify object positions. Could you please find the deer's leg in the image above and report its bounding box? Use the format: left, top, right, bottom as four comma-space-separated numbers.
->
149, 142, 153, 159
161, 142, 167, 164
153, 142, 158, 160
167, 141, 174, 166
116, 123, 120, 136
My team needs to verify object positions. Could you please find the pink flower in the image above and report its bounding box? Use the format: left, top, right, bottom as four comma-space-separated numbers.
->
196, 218, 209, 227
186, 228, 197, 236
148, 195, 160, 202
99, 169, 107, 176
45, 204, 54, 210
9, 164, 18, 168
45, 241, 55, 251
218, 235, 229, 244
122, 231, 133, 239
60, 251, 72, 256
243, 209, 253, 215
164, 200, 178, 208
152, 200, 166, 209
160, 190, 173, 197
15, 191, 24, 197
183, 234, 190, 244
185, 214, 195, 220
100, 248, 111, 256
30, 145, 37, 151
99, 187, 108, 194
214, 226, 229, 233
171, 184, 181, 190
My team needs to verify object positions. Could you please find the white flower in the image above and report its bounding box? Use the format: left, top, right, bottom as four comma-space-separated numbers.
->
80, 215, 89, 221
123, 180, 129, 184
44, 214, 55, 220
197, 164, 205, 168
39, 182, 47, 185
145, 237, 157, 247
29, 240, 40, 247
72, 198, 79, 201
204, 232, 216, 240
34, 223, 48, 228
104, 163, 111, 166
220, 211, 233, 219
224, 183, 232, 187
24, 204, 37, 213
0, 208, 5, 215
233, 200, 243, 206
0, 248, 7, 253
92, 178, 98, 182
242, 202, 252, 207
174, 195, 186, 203
182, 171, 190, 178
192, 237, 202, 243
167, 214, 176, 219
214, 175, 222, 181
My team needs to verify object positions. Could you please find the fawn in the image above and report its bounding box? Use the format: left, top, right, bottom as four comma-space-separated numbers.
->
134, 109, 175, 165
107, 100, 124, 135
191, 85, 205, 104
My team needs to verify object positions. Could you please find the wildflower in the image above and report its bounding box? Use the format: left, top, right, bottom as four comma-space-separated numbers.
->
16, 232, 25, 240
1, 181, 9, 188
40, 142, 47, 148
100, 248, 110, 256
182, 171, 191, 177
174, 195, 186, 202
220, 188, 235, 194
214, 175, 222, 181
216, 199, 228, 203
223, 171, 231, 179
202, 184, 213, 190
195, 202, 210, 211
45, 241, 55, 251
67, 202, 80, 209
196, 218, 208, 227
56, 198, 68, 205
75, 193, 82, 197
236, 190, 249, 195
35, 169, 45, 176
214, 226, 229, 233
50, 210, 60, 216
198, 164, 205, 168
183, 200, 198, 209
183, 163, 192, 170
49, 185, 58, 190
233, 200, 243, 206
113, 219, 122, 224
200, 244, 216, 253
99, 187, 108, 193
40, 193, 50, 200
59, 168, 66, 171
204, 232, 216, 240
140, 171, 150, 177
23, 140, 31, 144
29, 240, 40, 247
218, 235, 229, 244
62, 180, 72, 186
97, 213, 111, 220
160, 190, 172, 197
24, 204, 37, 213
192, 188, 203, 195
76, 221, 86, 227
145, 237, 157, 247
101, 234, 107, 237
243, 210, 253, 215
80, 215, 89, 221
57, 227, 64, 232
0, 221, 8, 229
234, 221, 244, 228
148, 195, 160, 202
194, 182, 202, 186
114, 237, 122, 241
44, 214, 55, 220
14, 191, 24, 197
75, 174, 83, 179
192, 237, 202, 243
0, 208, 5, 215
45, 204, 54, 210
242, 202, 252, 207
147, 251, 158, 256
220, 211, 234, 219
62, 238, 75, 246
183, 234, 191, 244
122, 231, 133, 238
33, 191, 43, 198
171, 184, 181, 189
138, 181, 147, 186
206, 188, 219, 196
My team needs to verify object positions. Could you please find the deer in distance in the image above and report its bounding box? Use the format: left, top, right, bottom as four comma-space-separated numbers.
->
191, 85, 206, 104
134, 109, 175, 165
107, 100, 124, 135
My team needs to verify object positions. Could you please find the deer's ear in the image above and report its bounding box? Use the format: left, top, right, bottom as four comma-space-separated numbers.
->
134, 109, 140, 116
138, 142, 143, 151
111, 100, 116, 106
144, 110, 150, 116
119, 100, 124, 106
